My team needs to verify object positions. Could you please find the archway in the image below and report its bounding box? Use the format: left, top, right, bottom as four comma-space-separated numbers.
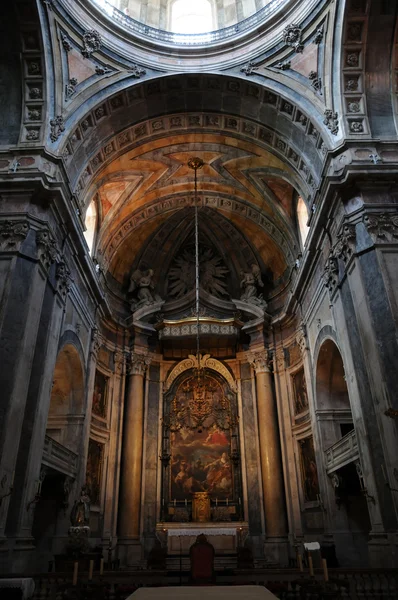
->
315, 338, 370, 567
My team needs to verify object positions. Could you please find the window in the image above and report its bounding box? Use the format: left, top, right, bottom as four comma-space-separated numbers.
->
170, 0, 214, 34
84, 200, 97, 255
297, 195, 309, 247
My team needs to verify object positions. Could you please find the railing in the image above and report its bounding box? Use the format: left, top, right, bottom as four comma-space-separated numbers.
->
29, 569, 398, 600
325, 429, 358, 474
90, 0, 288, 47
42, 435, 78, 477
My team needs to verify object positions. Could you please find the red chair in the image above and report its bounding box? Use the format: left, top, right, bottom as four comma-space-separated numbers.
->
189, 534, 215, 584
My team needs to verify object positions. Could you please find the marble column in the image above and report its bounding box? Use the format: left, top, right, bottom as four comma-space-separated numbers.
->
248, 350, 287, 538
118, 352, 151, 558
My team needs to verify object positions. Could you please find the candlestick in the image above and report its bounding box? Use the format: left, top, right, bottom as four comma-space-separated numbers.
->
72, 561, 78, 586
308, 554, 314, 577
162, 498, 164, 506
322, 558, 329, 582
238, 497, 241, 505
174, 498, 176, 507
226, 497, 228, 506
185, 498, 187, 506
88, 560, 94, 581
99, 558, 104, 576
216, 497, 218, 506
297, 553, 303, 572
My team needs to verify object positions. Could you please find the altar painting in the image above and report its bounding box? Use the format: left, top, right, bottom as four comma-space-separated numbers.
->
92, 370, 108, 418
299, 436, 320, 502
171, 426, 232, 500
292, 367, 309, 415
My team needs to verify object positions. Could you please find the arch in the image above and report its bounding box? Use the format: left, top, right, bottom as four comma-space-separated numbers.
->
165, 354, 237, 392
315, 338, 350, 412
47, 342, 86, 451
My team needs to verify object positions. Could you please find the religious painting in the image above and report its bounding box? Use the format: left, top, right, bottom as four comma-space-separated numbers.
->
292, 368, 309, 415
170, 426, 233, 501
92, 370, 108, 418
86, 439, 103, 506
299, 436, 320, 502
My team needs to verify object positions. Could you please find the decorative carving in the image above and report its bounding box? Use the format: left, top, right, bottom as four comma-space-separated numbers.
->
129, 352, 151, 376
296, 323, 308, 354
36, 229, 58, 270
369, 153, 382, 165
309, 71, 322, 93
247, 350, 270, 374
26, 128, 40, 141
330, 473, 341, 489
168, 245, 229, 299
128, 64, 146, 78
314, 24, 324, 44
333, 224, 356, 263
240, 264, 267, 309
90, 328, 103, 359
81, 30, 102, 58
129, 268, 162, 312
164, 354, 236, 392
364, 213, 398, 243
240, 62, 258, 76
114, 351, 125, 374
65, 78, 78, 99
56, 260, 72, 297
274, 346, 286, 373
212, 506, 231, 522
276, 60, 291, 70
323, 109, 339, 135
0, 220, 29, 252
50, 115, 65, 142
323, 255, 338, 291
283, 24, 304, 53
61, 33, 72, 52
192, 492, 210, 522
172, 507, 190, 522
95, 65, 111, 76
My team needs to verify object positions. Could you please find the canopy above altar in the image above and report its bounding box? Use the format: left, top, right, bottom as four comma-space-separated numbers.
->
129, 586, 278, 599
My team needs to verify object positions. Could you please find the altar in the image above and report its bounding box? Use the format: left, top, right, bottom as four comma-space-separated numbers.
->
156, 522, 249, 554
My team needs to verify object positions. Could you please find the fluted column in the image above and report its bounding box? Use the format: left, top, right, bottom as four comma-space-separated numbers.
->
119, 352, 151, 540
248, 350, 287, 538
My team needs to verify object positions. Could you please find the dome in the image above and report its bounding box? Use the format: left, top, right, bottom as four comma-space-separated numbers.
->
90, 0, 289, 45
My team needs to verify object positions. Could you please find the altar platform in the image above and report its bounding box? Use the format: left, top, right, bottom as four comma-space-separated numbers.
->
156, 522, 249, 555
129, 585, 278, 599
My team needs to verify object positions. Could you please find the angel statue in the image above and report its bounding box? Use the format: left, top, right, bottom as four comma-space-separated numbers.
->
240, 264, 267, 309
128, 268, 162, 311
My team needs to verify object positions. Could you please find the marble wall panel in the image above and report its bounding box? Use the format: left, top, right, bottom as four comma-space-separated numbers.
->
143, 364, 161, 533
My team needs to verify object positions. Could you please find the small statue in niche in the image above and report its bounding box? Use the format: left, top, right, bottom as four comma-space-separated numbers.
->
70, 486, 91, 527
128, 268, 162, 311
240, 264, 268, 309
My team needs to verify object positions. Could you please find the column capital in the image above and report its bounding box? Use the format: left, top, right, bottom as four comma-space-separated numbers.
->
55, 259, 72, 300
0, 219, 29, 253
114, 350, 126, 375
129, 352, 151, 376
36, 228, 58, 271
247, 350, 271, 374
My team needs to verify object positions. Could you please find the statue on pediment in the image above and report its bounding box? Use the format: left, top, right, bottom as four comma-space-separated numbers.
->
240, 264, 267, 309
129, 268, 162, 311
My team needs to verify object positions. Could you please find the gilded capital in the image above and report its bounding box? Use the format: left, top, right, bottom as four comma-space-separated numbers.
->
247, 350, 270, 374
129, 352, 151, 376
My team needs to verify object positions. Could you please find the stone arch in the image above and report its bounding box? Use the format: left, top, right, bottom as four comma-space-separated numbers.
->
164, 354, 237, 392
46, 341, 86, 452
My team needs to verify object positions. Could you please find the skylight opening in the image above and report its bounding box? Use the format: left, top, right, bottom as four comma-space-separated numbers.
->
170, 0, 214, 34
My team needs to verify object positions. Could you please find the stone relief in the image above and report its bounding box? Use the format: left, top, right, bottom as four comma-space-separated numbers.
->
240, 264, 267, 309
168, 245, 229, 299
323, 109, 339, 136
50, 115, 65, 142
129, 268, 162, 311
81, 29, 102, 59
283, 24, 304, 53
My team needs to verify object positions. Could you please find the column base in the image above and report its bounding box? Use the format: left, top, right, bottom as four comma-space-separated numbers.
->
264, 537, 289, 567
117, 537, 143, 568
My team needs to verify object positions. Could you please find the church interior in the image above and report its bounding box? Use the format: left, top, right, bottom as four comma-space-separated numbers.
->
1, 0, 398, 597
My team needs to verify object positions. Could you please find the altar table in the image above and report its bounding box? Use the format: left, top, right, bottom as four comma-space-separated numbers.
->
156, 522, 249, 554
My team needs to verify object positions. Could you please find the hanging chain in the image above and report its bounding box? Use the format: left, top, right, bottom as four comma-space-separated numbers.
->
187, 157, 204, 370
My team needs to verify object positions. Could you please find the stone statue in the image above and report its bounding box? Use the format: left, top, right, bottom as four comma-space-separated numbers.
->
70, 486, 91, 527
240, 264, 267, 309
128, 268, 162, 311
